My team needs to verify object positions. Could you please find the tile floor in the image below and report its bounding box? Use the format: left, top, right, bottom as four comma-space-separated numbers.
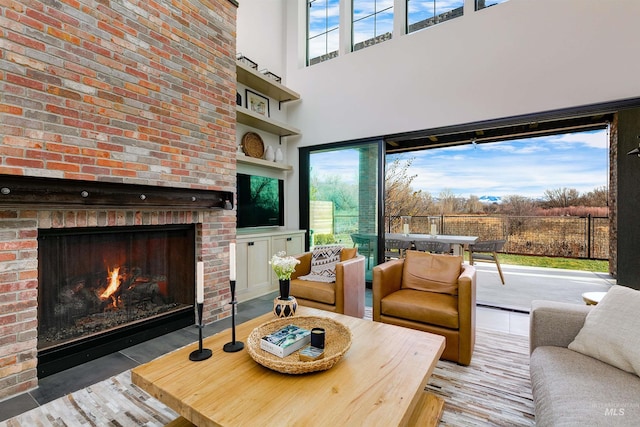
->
0, 289, 527, 421
477, 306, 530, 336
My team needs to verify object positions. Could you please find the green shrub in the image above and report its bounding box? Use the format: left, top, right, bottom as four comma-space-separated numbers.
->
314, 233, 336, 245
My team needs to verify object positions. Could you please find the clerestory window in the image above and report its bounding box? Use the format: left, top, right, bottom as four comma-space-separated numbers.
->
352, 0, 394, 52
308, 0, 340, 66
476, 0, 510, 11
407, 0, 464, 34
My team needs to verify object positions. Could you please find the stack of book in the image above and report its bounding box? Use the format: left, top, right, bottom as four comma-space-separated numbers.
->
260, 324, 311, 358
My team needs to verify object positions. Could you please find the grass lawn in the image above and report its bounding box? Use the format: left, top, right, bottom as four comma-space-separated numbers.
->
470, 253, 609, 273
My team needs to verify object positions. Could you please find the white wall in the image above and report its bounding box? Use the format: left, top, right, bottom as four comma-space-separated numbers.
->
237, 0, 640, 230
282, 0, 640, 146
236, 0, 287, 82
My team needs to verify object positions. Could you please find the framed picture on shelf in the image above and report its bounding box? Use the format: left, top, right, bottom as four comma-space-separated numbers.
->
246, 89, 270, 117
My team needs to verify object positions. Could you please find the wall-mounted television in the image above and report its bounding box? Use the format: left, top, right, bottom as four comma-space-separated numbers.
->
236, 173, 284, 228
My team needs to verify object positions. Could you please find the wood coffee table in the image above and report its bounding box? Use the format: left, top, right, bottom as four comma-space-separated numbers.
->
132, 306, 445, 426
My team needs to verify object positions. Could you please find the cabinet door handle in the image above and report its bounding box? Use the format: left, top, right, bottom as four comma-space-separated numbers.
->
286, 237, 292, 241
248, 242, 254, 246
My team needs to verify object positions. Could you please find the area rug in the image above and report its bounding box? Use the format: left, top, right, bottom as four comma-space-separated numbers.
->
1, 327, 535, 426
0, 370, 178, 427
429, 328, 535, 426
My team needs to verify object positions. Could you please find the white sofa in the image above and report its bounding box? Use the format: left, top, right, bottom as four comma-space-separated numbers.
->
529, 294, 640, 426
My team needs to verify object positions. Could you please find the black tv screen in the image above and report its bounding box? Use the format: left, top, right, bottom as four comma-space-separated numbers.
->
236, 173, 284, 228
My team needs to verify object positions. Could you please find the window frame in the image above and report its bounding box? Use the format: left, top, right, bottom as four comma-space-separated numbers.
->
352, 0, 394, 52
406, 0, 464, 34
307, 0, 340, 66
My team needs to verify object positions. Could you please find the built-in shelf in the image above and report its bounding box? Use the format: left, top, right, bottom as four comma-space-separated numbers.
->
236, 154, 292, 171
236, 61, 300, 103
236, 60, 299, 174
236, 105, 301, 137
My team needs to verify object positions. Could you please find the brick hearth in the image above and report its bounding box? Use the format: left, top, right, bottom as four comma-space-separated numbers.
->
0, 0, 238, 401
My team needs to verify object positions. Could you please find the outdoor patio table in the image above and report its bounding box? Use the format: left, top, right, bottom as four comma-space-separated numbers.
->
386, 233, 479, 256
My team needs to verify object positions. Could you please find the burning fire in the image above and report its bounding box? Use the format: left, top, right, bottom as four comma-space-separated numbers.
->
100, 266, 121, 306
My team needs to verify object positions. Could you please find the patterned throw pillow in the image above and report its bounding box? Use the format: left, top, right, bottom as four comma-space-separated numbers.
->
298, 245, 343, 283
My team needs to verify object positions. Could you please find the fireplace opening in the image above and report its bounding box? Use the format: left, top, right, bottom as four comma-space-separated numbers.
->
37, 224, 196, 377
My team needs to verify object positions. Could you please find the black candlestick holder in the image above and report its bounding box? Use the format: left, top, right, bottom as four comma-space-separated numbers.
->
223, 280, 244, 352
189, 302, 212, 361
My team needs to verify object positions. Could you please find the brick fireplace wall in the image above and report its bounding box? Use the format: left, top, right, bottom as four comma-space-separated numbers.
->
0, 0, 238, 401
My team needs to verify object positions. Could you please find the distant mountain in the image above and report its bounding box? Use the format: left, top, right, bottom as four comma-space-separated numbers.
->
479, 195, 502, 204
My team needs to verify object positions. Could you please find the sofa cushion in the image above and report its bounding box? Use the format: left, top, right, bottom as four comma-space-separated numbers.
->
531, 346, 640, 426
381, 288, 459, 329
290, 278, 336, 305
568, 285, 640, 377
298, 245, 342, 283
401, 250, 462, 295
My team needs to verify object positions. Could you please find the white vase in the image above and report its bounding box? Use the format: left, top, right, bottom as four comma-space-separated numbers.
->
274, 147, 284, 163
264, 146, 275, 162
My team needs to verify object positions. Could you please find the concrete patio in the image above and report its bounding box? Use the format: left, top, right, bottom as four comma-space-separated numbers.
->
473, 262, 615, 312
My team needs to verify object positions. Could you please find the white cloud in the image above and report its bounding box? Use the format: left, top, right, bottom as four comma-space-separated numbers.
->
309, 129, 608, 201
479, 141, 549, 154
311, 149, 361, 184
408, 0, 464, 17
389, 129, 608, 199
309, 2, 340, 23
353, 0, 394, 19
546, 130, 609, 149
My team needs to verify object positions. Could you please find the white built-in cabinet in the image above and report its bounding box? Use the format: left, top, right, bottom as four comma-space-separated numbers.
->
272, 232, 305, 256
235, 230, 305, 302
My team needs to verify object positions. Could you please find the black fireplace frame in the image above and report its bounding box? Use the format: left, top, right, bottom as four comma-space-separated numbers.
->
37, 308, 193, 377
37, 224, 197, 378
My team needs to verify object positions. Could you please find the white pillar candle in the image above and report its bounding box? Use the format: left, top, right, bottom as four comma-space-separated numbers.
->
403, 224, 409, 234
229, 242, 236, 281
431, 223, 437, 235
196, 261, 204, 303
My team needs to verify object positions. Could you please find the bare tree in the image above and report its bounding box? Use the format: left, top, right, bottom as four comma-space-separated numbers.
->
580, 185, 608, 207
385, 157, 422, 216
464, 195, 484, 214
437, 189, 458, 214
543, 187, 580, 208
501, 195, 537, 216
385, 156, 440, 218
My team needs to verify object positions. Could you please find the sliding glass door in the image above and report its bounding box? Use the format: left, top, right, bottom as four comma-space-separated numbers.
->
300, 140, 383, 282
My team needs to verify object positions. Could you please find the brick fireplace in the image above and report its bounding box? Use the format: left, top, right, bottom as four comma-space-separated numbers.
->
0, 0, 238, 401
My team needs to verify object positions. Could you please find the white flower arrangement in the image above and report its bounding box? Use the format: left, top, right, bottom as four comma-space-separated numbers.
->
269, 251, 300, 280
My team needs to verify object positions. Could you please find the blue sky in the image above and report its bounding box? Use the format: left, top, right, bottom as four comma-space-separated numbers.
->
311, 128, 609, 200
390, 129, 608, 199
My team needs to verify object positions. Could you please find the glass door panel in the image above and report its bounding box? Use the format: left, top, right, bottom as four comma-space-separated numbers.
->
307, 142, 380, 281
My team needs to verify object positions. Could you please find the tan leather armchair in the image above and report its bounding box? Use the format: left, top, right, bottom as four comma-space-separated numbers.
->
290, 248, 365, 318
373, 250, 477, 365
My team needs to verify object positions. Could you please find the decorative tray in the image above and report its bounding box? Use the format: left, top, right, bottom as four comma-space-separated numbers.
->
241, 132, 264, 158
246, 316, 352, 374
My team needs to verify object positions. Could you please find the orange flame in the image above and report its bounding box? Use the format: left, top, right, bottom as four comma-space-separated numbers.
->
100, 267, 120, 300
